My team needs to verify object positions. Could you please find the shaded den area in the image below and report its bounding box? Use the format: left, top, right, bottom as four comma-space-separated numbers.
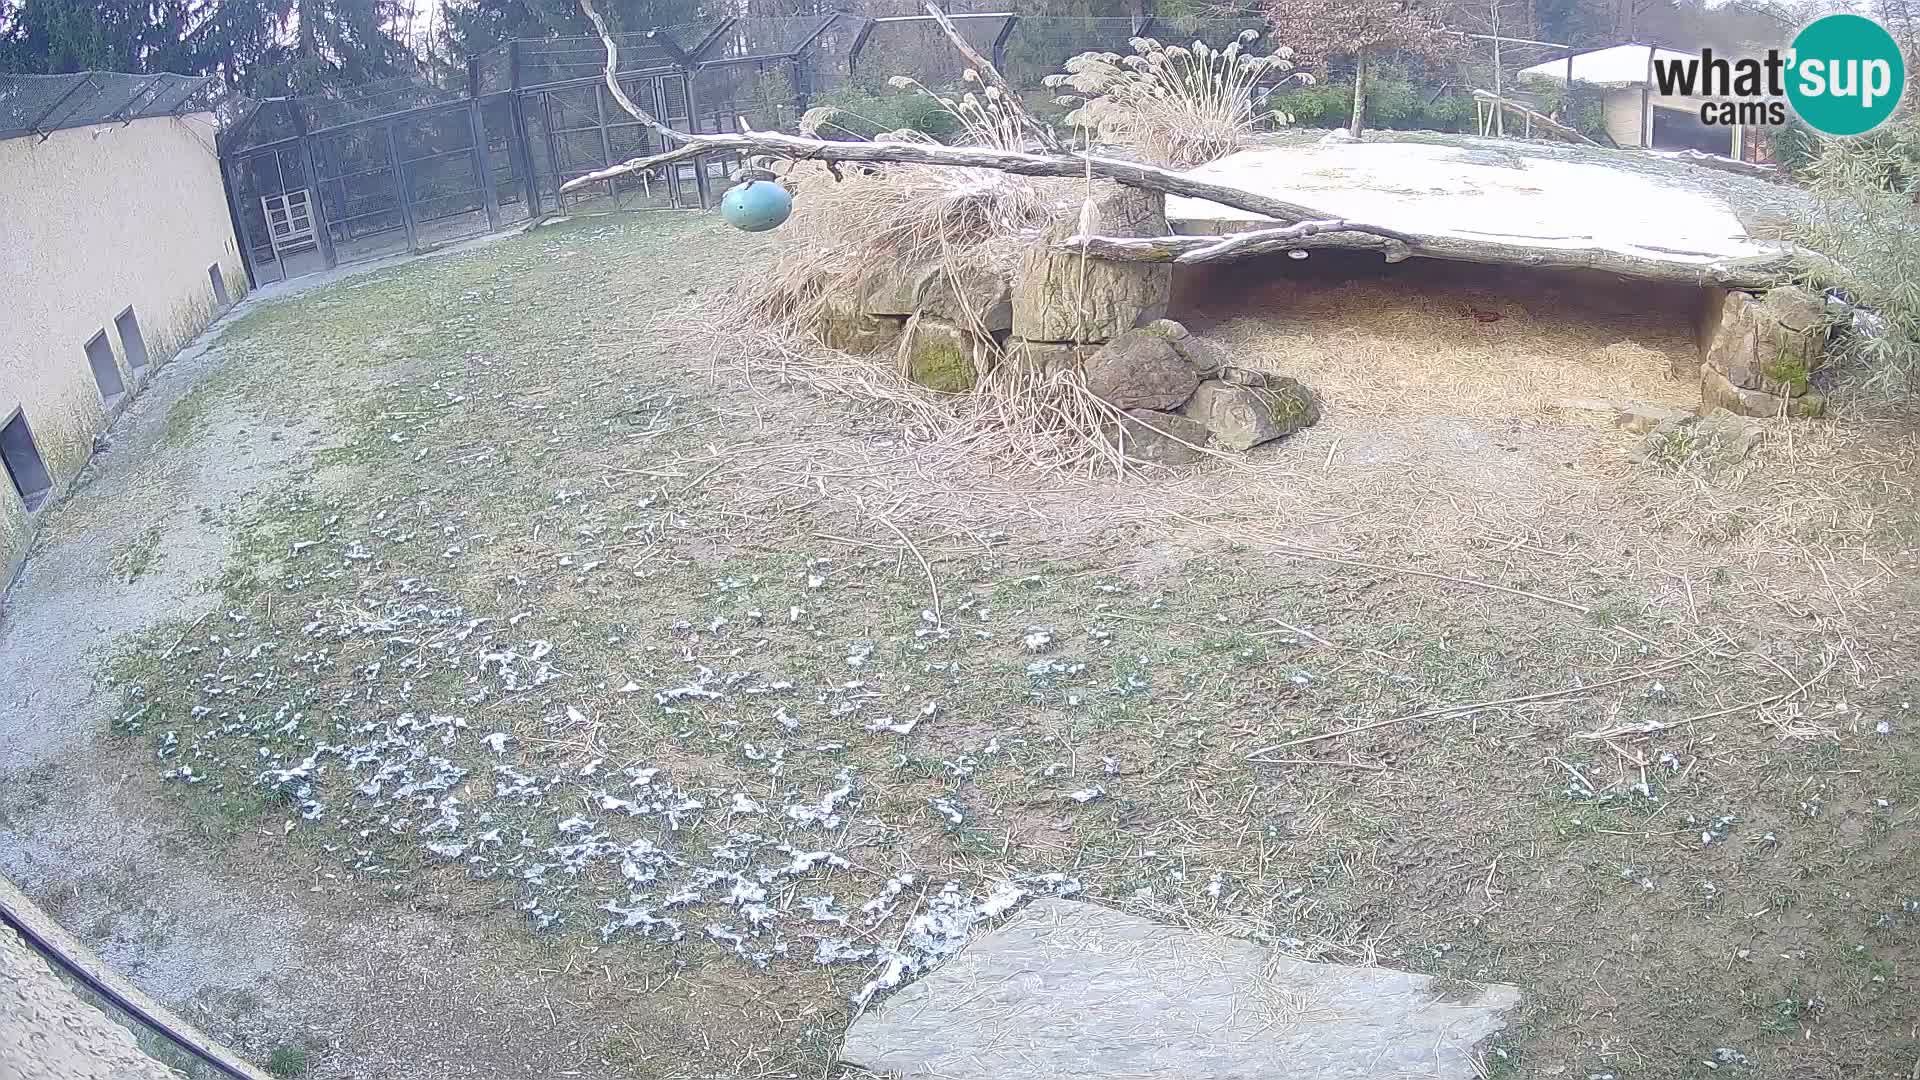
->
1170, 250, 1710, 421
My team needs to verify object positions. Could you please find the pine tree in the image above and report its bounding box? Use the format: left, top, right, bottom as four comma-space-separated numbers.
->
0, 0, 188, 73
2, 0, 417, 95
441, 0, 707, 67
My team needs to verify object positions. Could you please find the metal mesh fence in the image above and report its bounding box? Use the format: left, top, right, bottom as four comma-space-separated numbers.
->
702, 16, 841, 63
516, 30, 685, 89
996, 16, 1135, 89
0, 72, 219, 140
299, 75, 466, 133
206, 9, 1276, 287
848, 15, 1008, 91
474, 45, 514, 95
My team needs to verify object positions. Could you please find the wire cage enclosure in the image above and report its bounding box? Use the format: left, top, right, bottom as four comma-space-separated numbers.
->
0, 71, 221, 140
212, 11, 1285, 288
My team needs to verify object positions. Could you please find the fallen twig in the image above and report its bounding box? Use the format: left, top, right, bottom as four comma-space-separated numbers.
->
160, 611, 213, 660
874, 514, 942, 627
1243, 756, 1391, 771
1245, 652, 1702, 758
1575, 650, 1839, 740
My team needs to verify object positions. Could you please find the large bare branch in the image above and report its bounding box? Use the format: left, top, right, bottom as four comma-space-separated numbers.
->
919, 2, 1060, 152
569, 0, 1806, 289
1470, 90, 1600, 147
578, 0, 681, 145
569, 0, 1337, 225
1064, 226, 1807, 287
562, 132, 1357, 225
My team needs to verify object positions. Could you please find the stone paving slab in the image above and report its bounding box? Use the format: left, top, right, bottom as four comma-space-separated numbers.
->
841, 898, 1520, 1079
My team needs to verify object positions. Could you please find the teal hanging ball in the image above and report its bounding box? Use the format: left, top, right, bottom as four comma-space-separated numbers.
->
719, 179, 792, 232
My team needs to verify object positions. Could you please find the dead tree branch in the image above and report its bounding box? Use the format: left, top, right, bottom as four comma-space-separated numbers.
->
562, 131, 1352, 224
571, 0, 1809, 289
572, 0, 1343, 224
1471, 90, 1600, 147
1063, 226, 1807, 287
920, 3, 1060, 152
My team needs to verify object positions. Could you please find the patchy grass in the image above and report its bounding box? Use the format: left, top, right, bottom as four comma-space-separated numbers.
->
266, 1043, 310, 1078
92, 211, 1920, 1079
106, 525, 162, 583
161, 384, 222, 449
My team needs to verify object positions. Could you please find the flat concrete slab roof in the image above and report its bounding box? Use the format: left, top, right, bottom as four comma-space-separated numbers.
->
1168, 141, 1771, 272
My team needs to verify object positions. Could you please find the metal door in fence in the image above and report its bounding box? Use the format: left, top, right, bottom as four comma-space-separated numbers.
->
523, 71, 710, 212
229, 99, 536, 285
307, 102, 507, 268
228, 144, 323, 286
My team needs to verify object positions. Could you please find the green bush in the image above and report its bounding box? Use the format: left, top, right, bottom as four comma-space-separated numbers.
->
266, 1045, 309, 1078
1771, 118, 1824, 177
812, 86, 959, 141
1268, 76, 1474, 132
1266, 81, 1356, 128
1515, 77, 1610, 142
1793, 112, 1920, 396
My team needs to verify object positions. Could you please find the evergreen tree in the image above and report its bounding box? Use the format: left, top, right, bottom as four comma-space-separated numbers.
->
1, 0, 191, 74
1, 0, 416, 95
441, 0, 707, 65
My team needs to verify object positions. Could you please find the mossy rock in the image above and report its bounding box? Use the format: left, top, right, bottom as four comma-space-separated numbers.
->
1762, 351, 1810, 394
818, 301, 905, 355
905, 319, 980, 394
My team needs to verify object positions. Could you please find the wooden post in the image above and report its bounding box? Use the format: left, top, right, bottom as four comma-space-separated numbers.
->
1349, 47, 1369, 138
1490, 0, 1504, 136
594, 80, 617, 199
387, 123, 420, 253
287, 105, 336, 269
468, 97, 502, 231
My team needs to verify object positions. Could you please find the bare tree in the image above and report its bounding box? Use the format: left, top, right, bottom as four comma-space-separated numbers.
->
1262, 0, 1461, 136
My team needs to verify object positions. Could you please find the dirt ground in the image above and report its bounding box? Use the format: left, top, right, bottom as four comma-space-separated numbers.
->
2, 210, 1917, 1080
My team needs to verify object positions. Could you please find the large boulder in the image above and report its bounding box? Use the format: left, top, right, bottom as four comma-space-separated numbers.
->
1006, 339, 1097, 378
863, 263, 930, 317
819, 300, 905, 355
864, 262, 1014, 334
922, 262, 1014, 334
1083, 330, 1200, 410
1143, 318, 1231, 377
903, 318, 983, 394
1762, 285, 1826, 334
1701, 364, 1825, 418
1113, 409, 1211, 466
1633, 408, 1768, 470
1013, 183, 1172, 343
1178, 378, 1320, 450
1700, 287, 1828, 399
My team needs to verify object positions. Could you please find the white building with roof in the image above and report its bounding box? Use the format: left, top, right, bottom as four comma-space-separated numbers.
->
1519, 43, 1749, 158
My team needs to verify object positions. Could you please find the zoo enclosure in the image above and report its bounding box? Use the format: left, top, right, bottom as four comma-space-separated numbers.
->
213, 12, 1288, 287
0, 71, 221, 140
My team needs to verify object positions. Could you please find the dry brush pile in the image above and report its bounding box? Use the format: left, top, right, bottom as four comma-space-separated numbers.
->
719, 30, 1302, 477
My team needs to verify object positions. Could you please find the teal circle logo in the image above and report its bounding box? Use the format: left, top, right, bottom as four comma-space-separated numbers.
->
1786, 14, 1906, 136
